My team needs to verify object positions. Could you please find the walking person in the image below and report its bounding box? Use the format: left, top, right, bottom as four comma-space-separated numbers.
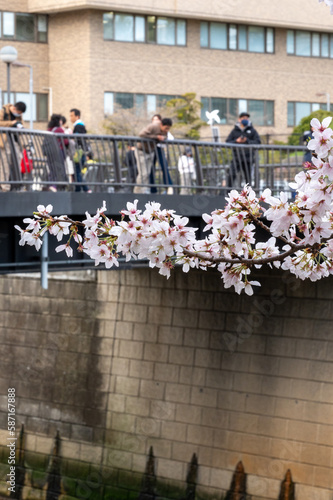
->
69, 108, 91, 192
45, 113, 68, 191
0, 101, 26, 191
134, 117, 172, 194
150, 114, 174, 193
226, 112, 261, 187
178, 146, 196, 194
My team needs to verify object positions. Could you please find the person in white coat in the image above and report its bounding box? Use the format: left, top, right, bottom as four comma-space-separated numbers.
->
178, 146, 196, 195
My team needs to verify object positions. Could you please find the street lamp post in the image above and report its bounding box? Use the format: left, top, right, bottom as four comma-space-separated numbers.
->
0, 46, 18, 104
12, 62, 34, 130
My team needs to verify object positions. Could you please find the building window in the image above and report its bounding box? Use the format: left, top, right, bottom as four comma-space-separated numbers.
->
2, 92, 48, 121
201, 97, 274, 126
287, 101, 332, 127
0, 11, 48, 43
103, 12, 186, 46
287, 29, 333, 58
200, 22, 274, 53
104, 92, 177, 116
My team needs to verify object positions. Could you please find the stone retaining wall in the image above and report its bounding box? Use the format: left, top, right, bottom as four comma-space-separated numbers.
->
0, 268, 332, 499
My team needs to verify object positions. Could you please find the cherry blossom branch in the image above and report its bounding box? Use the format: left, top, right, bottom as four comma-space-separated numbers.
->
14, 115, 333, 294
183, 242, 319, 266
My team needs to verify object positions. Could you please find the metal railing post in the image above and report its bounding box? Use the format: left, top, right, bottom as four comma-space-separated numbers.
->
112, 138, 122, 191
193, 144, 203, 189
41, 231, 48, 290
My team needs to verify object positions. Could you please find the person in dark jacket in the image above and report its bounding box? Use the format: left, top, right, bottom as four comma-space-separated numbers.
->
69, 108, 91, 192
303, 127, 314, 165
226, 112, 261, 187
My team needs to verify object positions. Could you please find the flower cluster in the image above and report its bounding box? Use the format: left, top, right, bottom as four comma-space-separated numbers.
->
15, 116, 333, 294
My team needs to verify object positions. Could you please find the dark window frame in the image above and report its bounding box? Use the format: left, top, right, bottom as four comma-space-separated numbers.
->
1, 91, 48, 122
103, 11, 187, 47
287, 29, 333, 58
202, 96, 275, 126
104, 91, 179, 116
0, 11, 48, 43
200, 22, 275, 54
287, 100, 331, 127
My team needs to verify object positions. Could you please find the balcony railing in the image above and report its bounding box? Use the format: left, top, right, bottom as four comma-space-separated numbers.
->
0, 128, 307, 197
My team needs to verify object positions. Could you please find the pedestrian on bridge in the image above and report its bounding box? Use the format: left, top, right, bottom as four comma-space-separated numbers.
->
134, 117, 173, 194
69, 108, 91, 193
226, 112, 261, 187
0, 102, 26, 191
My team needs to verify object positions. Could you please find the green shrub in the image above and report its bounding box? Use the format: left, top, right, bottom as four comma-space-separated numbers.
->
288, 109, 333, 145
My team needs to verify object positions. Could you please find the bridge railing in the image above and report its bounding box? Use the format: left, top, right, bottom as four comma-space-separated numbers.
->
0, 128, 307, 197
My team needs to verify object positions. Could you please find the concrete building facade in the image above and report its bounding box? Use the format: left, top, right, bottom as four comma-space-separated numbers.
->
0, 1, 332, 138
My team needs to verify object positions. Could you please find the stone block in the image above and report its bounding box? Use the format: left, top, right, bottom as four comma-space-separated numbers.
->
201, 407, 228, 429
96, 302, 119, 321
136, 286, 162, 305
257, 415, 287, 439
146, 437, 172, 458
214, 292, 241, 312
179, 366, 205, 386
209, 467, 232, 490
169, 345, 194, 365
183, 328, 210, 348
187, 291, 214, 310
206, 370, 233, 391
288, 419, 318, 444
301, 443, 331, 468
190, 387, 218, 408
80, 443, 103, 463
233, 372, 263, 393
115, 376, 140, 397
118, 285, 137, 304
148, 306, 173, 325
140, 380, 165, 400
187, 424, 214, 447
119, 340, 144, 360
143, 343, 169, 362
161, 421, 187, 441
195, 348, 221, 369
175, 270, 201, 291
161, 289, 187, 308
107, 394, 126, 413
133, 323, 158, 342
165, 383, 190, 404
124, 269, 150, 287
175, 403, 201, 425
125, 396, 150, 417
122, 304, 147, 323
150, 400, 176, 421
245, 394, 275, 416
198, 310, 225, 330
136, 416, 161, 438
34, 435, 54, 454
313, 466, 333, 489
112, 412, 136, 433
154, 362, 179, 383
157, 458, 184, 481
171, 441, 199, 462
289, 379, 322, 401
114, 321, 133, 339
173, 308, 199, 328
71, 424, 93, 442
129, 359, 154, 379
158, 325, 183, 345
111, 358, 130, 377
